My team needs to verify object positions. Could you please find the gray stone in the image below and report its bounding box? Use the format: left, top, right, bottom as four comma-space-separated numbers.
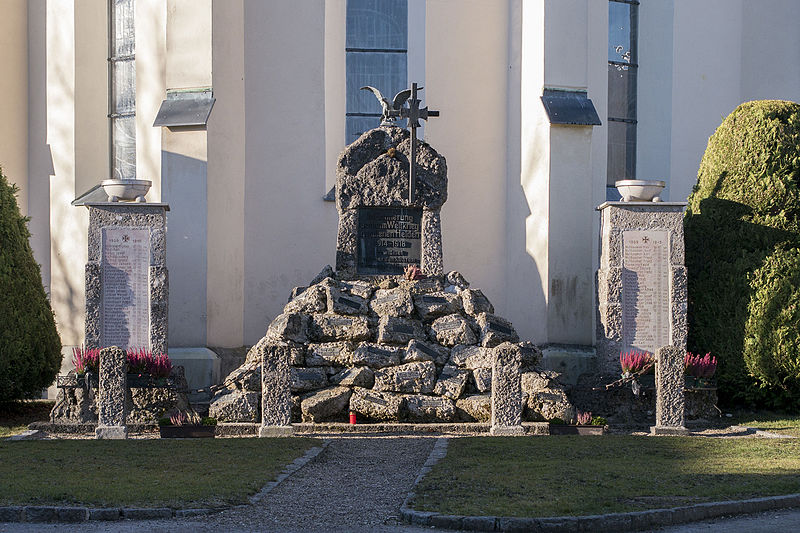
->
340, 279, 376, 300
450, 344, 492, 369
209, 390, 260, 422
461, 288, 494, 316
22, 506, 59, 522
309, 314, 371, 342
403, 338, 450, 365
654, 345, 687, 429
50, 381, 97, 423
521, 371, 576, 422
308, 265, 335, 286
472, 367, 492, 392
352, 343, 403, 368
290, 366, 328, 392
261, 343, 292, 427
305, 342, 353, 367
300, 386, 352, 422
370, 287, 414, 317
429, 314, 477, 346
433, 364, 470, 399
455, 394, 492, 422
373, 361, 436, 393
420, 210, 444, 276
326, 286, 369, 315
330, 366, 375, 388
518, 341, 543, 368
267, 312, 308, 343
349, 387, 404, 421
477, 312, 519, 348
446, 270, 469, 290
122, 508, 173, 520
406, 277, 444, 295
284, 284, 327, 314
96, 347, 127, 439
88, 508, 121, 521
57, 508, 89, 522
413, 291, 461, 320
0, 507, 23, 522
491, 342, 523, 432
404, 395, 456, 422
377, 316, 427, 344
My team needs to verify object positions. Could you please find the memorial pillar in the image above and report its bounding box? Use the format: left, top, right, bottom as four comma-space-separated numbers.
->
651, 345, 690, 435
95, 346, 128, 439
85, 203, 169, 355
596, 202, 687, 374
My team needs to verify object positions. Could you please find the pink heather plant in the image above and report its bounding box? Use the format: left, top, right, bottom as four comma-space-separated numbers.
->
147, 353, 173, 379
170, 410, 189, 426
72, 346, 100, 375
619, 350, 652, 374
577, 411, 592, 425
685, 352, 717, 379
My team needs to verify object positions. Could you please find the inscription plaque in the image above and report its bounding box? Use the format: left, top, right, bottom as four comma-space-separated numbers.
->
416, 342, 438, 358
337, 297, 362, 310
489, 322, 514, 335
622, 230, 670, 354
357, 207, 422, 275
393, 324, 415, 334
101, 227, 150, 349
422, 295, 446, 304
396, 371, 421, 381
364, 393, 388, 406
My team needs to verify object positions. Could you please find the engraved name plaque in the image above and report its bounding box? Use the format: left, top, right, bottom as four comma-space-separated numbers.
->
101, 227, 150, 349
622, 230, 669, 354
357, 207, 422, 275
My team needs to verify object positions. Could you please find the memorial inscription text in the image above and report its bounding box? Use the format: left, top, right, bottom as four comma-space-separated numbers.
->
357, 207, 422, 275
622, 230, 669, 354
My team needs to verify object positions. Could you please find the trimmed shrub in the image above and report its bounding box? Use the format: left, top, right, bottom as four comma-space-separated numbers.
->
685, 100, 800, 407
0, 167, 62, 402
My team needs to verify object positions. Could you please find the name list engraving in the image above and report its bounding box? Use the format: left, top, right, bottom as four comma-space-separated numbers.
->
622, 230, 670, 354
101, 227, 150, 349
357, 207, 422, 275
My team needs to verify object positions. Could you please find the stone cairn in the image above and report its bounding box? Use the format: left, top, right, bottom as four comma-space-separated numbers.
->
210, 125, 575, 426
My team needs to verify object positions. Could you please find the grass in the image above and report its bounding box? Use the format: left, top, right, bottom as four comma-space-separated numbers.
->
0, 438, 320, 508
731, 411, 800, 437
0, 400, 54, 438
413, 436, 800, 518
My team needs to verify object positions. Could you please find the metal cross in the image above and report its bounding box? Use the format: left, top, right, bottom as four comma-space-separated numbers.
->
400, 83, 439, 203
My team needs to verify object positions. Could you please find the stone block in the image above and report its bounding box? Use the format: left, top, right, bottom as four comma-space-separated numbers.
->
326, 286, 369, 315
330, 366, 374, 388
305, 342, 353, 367
491, 342, 523, 431
209, 390, 260, 422
404, 395, 455, 422
406, 276, 444, 295
88, 508, 121, 521
370, 287, 414, 317
429, 314, 477, 346
340, 279, 376, 300
455, 394, 491, 422
477, 313, 519, 348
373, 361, 436, 393
262, 343, 292, 427
349, 387, 403, 421
472, 367, 492, 392
377, 316, 426, 344
300, 386, 352, 422
433, 364, 470, 399
655, 345, 687, 429
450, 344, 491, 369
352, 343, 403, 368
122, 508, 173, 520
309, 314, 371, 342
22, 506, 59, 522
403, 339, 450, 365
461, 288, 494, 316
446, 270, 469, 290
267, 313, 308, 343
259, 425, 294, 437
284, 284, 327, 314
413, 292, 461, 320
95, 426, 128, 439
421, 209, 444, 276
0, 507, 23, 522
96, 347, 127, 439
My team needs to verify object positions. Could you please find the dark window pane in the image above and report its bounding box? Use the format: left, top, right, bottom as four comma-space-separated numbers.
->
607, 121, 637, 185
608, 1, 637, 64
346, 0, 407, 50
346, 51, 407, 113
607, 63, 637, 120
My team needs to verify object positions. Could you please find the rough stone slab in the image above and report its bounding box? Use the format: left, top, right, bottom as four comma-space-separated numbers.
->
455, 394, 492, 422
88, 508, 121, 521
406, 277, 445, 295
655, 345, 686, 428
477, 313, 519, 348
472, 367, 492, 392
421, 209, 444, 276
413, 291, 461, 321
266, 313, 308, 343
521, 371, 576, 423
57, 508, 89, 522
446, 270, 469, 290
22, 506, 59, 522
430, 314, 477, 346
0, 507, 23, 522
373, 361, 436, 394
95, 426, 127, 439
349, 387, 403, 421
490, 425, 526, 436
377, 316, 427, 345
210, 390, 260, 422
651, 425, 691, 435
450, 344, 492, 369
309, 314, 371, 342
340, 280, 376, 300
404, 339, 450, 365
370, 287, 414, 317
290, 367, 328, 393
329, 366, 374, 388
122, 508, 173, 520
261, 343, 292, 426
352, 343, 404, 368
308, 265, 335, 286
404, 395, 456, 422
258, 425, 294, 437
305, 342, 353, 367
461, 288, 494, 316
326, 286, 369, 315
462, 515, 497, 531
433, 364, 470, 399
284, 284, 327, 314
491, 342, 523, 431
300, 386, 352, 422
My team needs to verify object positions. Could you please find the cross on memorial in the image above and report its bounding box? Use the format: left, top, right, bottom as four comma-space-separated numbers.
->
400, 83, 439, 203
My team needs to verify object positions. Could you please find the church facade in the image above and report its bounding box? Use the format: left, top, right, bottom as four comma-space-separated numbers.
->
2, 0, 800, 384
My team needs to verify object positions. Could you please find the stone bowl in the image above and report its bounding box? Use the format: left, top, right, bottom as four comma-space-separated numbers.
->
614, 180, 665, 202
101, 179, 152, 202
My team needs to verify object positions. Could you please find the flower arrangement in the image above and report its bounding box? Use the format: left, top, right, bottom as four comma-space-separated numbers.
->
619, 350, 653, 376
72, 346, 172, 381
403, 264, 426, 280
576, 411, 592, 425
72, 346, 100, 376
685, 352, 717, 381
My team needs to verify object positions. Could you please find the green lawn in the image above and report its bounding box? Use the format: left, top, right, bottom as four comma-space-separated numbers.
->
413, 436, 800, 518
732, 411, 800, 437
0, 438, 320, 508
0, 400, 53, 438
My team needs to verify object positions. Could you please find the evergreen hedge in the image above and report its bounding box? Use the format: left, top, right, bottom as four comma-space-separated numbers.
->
684, 100, 800, 408
0, 167, 62, 402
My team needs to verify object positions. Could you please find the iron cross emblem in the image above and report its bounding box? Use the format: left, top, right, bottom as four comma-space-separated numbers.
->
400, 83, 439, 203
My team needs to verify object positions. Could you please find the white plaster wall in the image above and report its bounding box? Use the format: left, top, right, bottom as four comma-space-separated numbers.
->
324, 0, 346, 193
241, 0, 338, 344
0, 0, 28, 213
166, 0, 211, 89
425, 0, 509, 321
207, 0, 245, 347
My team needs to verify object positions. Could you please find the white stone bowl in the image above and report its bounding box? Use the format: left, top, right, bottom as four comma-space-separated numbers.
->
101, 179, 152, 202
615, 180, 666, 202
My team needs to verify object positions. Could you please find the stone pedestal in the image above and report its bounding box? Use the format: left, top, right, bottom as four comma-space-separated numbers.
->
596, 202, 687, 374
260, 344, 293, 437
651, 345, 690, 435
85, 203, 169, 355
95, 347, 128, 439
490, 343, 525, 436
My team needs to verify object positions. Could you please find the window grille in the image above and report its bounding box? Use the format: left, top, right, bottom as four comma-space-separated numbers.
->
109, 0, 136, 180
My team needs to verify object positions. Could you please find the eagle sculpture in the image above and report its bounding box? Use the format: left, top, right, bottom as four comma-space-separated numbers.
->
360, 86, 414, 126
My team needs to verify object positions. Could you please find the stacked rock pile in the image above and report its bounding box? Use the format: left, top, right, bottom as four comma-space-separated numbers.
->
210, 267, 575, 424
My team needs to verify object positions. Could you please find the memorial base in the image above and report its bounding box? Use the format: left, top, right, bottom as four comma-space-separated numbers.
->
95, 425, 128, 440
490, 425, 526, 436
259, 425, 294, 438
650, 425, 690, 436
